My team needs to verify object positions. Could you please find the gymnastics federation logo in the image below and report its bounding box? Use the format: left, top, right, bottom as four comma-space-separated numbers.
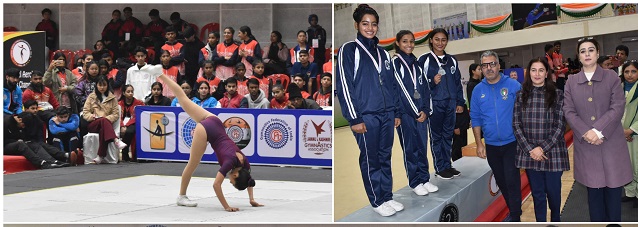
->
10, 39, 32, 67
301, 119, 333, 155
181, 118, 197, 148
223, 117, 251, 149
439, 203, 459, 222
144, 113, 174, 150
260, 118, 292, 149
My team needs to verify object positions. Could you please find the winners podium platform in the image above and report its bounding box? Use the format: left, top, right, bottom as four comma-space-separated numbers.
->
339, 157, 519, 222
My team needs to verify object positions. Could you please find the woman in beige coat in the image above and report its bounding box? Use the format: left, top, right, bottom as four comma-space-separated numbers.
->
43, 52, 78, 113
82, 75, 127, 163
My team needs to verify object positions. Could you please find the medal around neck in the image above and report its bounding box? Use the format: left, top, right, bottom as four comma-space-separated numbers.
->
439, 67, 446, 76
414, 90, 421, 99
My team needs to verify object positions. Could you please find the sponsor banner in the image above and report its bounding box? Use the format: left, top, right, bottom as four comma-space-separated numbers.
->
136, 106, 331, 167
512, 4, 558, 30
3, 31, 46, 90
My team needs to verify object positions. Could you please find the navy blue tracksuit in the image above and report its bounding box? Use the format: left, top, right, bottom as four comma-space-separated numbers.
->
336, 33, 401, 207
392, 50, 433, 189
417, 52, 465, 173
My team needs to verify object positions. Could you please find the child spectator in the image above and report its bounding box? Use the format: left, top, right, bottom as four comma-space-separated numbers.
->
238, 26, 262, 78
269, 84, 291, 109
74, 60, 101, 112
233, 62, 249, 96
240, 78, 270, 109
23, 100, 73, 165
286, 84, 321, 110
171, 80, 194, 107
452, 104, 470, 161
49, 106, 80, 154
159, 49, 181, 99
145, 82, 172, 106
214, 27, 240, 81
219, 77, 242, 108
126, 46, 163, 100
292, 73, 311, 99
44, 52, 77, 114
291, 50, 319, 94
5, 112, 69, 169
199, 32, 220, 69
72, 54, 94, 80
313, 72, 332, 107
23, 70, 59, 121
162, 26, 186, 76
291, 30, 315, 65
92, 40, 110, 62
119, 6, 144, 47
192, 81, 220, 108
169, 12, 191, 40
196, 60, 221, 97
251, 60, 271, 100
119, 84, 144, 162
81, 75, 127, 164
35, 8, 58, 51
98, 59, 110, 77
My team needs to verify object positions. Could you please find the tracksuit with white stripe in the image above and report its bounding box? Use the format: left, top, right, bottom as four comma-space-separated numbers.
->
336, 33, 402, 208
417, 51, 465, 174
392, 50, 433, 189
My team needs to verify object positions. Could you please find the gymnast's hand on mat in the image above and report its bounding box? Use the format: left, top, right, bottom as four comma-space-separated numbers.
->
416, 111, 426, 122
351, 123, 367, 134
394, 118, 401, 128
250, 199, 264, 207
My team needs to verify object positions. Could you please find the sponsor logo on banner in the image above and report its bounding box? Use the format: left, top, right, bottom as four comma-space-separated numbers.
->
140, 111, 176, 153
177, 113, 213, 155
257, 114, 295, 158
439, 203, 459, 222
10, 39, 32, 67
299, 115, 332, 159
219, 113, 255, 156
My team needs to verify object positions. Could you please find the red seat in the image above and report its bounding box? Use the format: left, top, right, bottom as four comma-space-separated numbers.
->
4, 26, 18, 32
199, 22, 220, 41
4, 155, 37, 174
75, 49, 93, 61
50, 50, 76, 69
269, 74, 290, 91
146, 48, 155, 63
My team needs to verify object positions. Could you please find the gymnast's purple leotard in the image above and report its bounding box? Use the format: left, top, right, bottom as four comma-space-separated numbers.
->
200, 116, 250, 176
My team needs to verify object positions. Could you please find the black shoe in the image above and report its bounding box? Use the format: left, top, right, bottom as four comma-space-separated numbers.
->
54, 161, 70, 167
435, 170, 454, 179
41, 162, 54, 169
622, 196, 635, 202
449, 168, 461, 177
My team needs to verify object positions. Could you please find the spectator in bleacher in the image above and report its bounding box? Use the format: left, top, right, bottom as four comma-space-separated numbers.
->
72, 53, 94, 80
269, 84, 291, 109
4, 68, 23, 116
617, 44, 630, 75
552, 41, 568, 90
45, 52, 78, 114
171, 80, 193, 107
240, 78, 269, 109
74, 61, 100, 111
23, 70, 59, 121
306, 14, 327, 69
126, 46, 163, 100
192, 81, 220, 108
102, 10, 123, 59
110, 57, 131, 101
238, 26, 262, 78
159, 50, 181, 99
35, 8, 58, 52
49, 106, 80, 155
285, 83, 321, 110
22, 100, 72, 166
82, 75, 127, 164
220, 77, 242, 108
233, 62, 249, 97
92, 40, 110, 62
292, 73, 311, 99
251, 60, 271, 100
196, 60, 221, 97
98, 59, 110, 77
169, 12, 191, 40
119, 84, 144, 162
119, 7, 144, 49
291, 31, 314, 65
5, 112, 68, 169
291, 50, 319, 94
262, 31, 290, 75
199, 32, 220, 68
313, 72, 332, 107
214, 27, 240, 81
145, 82, 172, 106
323, 54, 332, 73
182, 26, 206, 87
162, 25, 186, 77
145, 9, 169, 64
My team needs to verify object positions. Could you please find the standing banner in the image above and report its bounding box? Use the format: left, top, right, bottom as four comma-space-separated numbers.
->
4, 31, 46, 90
512, 4, 558, 30
432, 12, 469, 41
136, 106, 332, 167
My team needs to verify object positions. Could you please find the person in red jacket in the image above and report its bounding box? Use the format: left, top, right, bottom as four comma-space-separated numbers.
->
219, 77, 242, 108
102, 10, 123, 58
23, 71, 59, 121
35, 8, 58, 51
119, 7, 144, 49
145, 9, 169, 64
162, 25, 186, 76
269, 84, 291, 109
118, 84, 144, 162
313, 72, 332, 107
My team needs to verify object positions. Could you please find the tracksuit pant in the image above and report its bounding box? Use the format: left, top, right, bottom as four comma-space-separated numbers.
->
429, 99, 455, 172
397, 116, 430, 189
354, 112, 395, 208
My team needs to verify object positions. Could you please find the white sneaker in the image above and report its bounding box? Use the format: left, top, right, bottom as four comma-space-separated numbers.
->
413, 184, 429, 196
385, 200, 404, 212
372, 203, 396, 217
115, 139, 128, 150
422, 182, 439, 193
176, 195, 198, 207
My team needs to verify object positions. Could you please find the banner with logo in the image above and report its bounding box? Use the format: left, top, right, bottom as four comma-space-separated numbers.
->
512, 4, 558, 30
135, 107, 332, 167
432, 12, 469, 41
3, 31, 46, 90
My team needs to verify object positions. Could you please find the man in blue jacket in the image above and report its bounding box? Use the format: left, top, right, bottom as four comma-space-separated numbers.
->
4, 68, 23, 116
470, 50, 522, 222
